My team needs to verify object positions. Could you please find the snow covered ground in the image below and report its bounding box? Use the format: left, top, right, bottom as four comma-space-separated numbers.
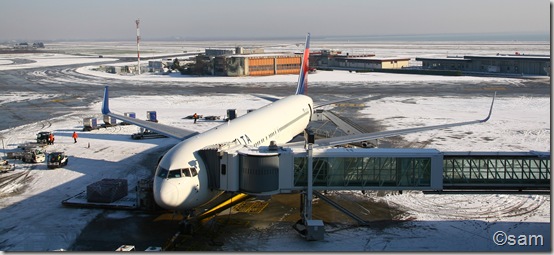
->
0, 41, 550, 251
0, 53, 116, 71
222, 193, 550, 252
77, 64, 523, 84
360, 96, 550, 151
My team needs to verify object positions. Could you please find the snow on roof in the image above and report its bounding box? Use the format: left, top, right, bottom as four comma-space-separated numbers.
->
231, 53, 298, 58
464, 54, 550, 60
417, 54, 550, 61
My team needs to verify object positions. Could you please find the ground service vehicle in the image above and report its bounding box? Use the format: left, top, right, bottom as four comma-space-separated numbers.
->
36, 131, 52, 144
0, 160, 15, 172
23, 149, 46, 163
131, 130, 167, 140
7, 148, 45, 163
47, 152, 68, 169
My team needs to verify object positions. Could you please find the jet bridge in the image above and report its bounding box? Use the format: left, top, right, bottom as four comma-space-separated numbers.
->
441, 151, 550, 191
205, 144, 550, 241
216, 146, 550, 194
219, 146, 444, 193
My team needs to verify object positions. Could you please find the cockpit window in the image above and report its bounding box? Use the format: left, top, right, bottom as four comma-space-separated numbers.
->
157, 167, 168, 178
183, 168, 191, 177
158, 167, 198, 179
168, 169, 182, 178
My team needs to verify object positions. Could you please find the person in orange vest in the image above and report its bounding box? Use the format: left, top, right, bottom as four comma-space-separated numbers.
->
50, 133, 55, 145
72, 131, 78, 143
193, 113, 198, 124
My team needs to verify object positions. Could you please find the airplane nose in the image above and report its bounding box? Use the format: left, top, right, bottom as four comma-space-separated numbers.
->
154, 178, 181, 209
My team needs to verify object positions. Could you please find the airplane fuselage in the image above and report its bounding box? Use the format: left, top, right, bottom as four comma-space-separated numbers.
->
154, 94, 314, 210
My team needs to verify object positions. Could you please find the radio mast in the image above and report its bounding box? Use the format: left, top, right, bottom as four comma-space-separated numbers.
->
136, 19, 141, 75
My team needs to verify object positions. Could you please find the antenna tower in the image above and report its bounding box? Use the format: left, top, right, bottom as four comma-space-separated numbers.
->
136, 19, 141, 75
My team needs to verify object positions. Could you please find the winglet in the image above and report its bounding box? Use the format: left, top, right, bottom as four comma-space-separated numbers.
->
480, 92, 496, 122
101, 86, 110, 115
295, 33, 310, 95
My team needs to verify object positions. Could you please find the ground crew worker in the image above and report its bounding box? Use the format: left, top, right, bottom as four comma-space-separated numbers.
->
72, 131, 78, 143
47, 133, 53, 145
50, 133, 55, 145
193, 113, 198, 124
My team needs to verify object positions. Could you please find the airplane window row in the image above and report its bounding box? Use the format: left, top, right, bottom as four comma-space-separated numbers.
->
158, 167, 198, 179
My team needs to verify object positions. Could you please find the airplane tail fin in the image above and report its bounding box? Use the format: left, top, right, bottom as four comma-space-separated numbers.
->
101, 86, 110, 115
295, 33, 310, 95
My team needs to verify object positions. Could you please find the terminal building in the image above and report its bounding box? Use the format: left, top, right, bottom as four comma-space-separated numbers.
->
199, 47, 410, 76
199, 47, 302, 76
416, 54, 550, 76
326, 56, 410, 70
311, 51, 410, 70
215, 53, 301, 76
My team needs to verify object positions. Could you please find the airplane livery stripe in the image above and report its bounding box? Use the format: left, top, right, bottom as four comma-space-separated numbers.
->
295, 33, 310, 95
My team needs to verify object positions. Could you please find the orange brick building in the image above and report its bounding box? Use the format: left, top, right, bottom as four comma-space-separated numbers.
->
217, 54, 301, 76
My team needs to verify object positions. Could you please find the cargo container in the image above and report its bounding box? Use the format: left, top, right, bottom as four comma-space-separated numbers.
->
87, 179, 128, 203
124, 112, 136, 118
227, 109, 237, 121
83, 117, 98, 131
146, 111, 158, 122
120, 112, 136, 125
103, 115, 117, 126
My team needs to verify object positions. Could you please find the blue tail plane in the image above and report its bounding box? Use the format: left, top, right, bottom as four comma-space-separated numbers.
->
102, 86, 110, 115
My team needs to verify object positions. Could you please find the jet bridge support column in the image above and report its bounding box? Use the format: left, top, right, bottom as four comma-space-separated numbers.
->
295, 129, 325, 241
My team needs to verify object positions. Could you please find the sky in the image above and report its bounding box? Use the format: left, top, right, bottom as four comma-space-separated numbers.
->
0, 0, 550, 41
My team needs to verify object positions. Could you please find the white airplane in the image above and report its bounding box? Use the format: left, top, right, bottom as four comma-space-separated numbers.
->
101, 33, 495, 211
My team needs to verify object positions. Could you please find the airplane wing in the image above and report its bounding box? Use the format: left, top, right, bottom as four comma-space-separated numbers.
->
289, 93, 496, 148
253, 94, 281, 103
253, 94, 372, 109
101, 86, 199, 140
313, 95, 375, 108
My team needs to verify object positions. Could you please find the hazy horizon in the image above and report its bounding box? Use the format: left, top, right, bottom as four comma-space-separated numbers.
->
0, 0, 550, 42
1, 32, 549, 43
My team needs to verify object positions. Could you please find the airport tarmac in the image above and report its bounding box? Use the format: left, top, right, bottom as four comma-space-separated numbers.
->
0, 63, 549, 132
69, 191, 408, 251
0, 57, 550, 251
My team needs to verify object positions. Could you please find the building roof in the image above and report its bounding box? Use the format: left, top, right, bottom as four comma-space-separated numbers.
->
231, 53, 298, 59
335, 56, 411, 62
463, 55, 550, 61
417, 55, 550, 62
416, 57, 471, 62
